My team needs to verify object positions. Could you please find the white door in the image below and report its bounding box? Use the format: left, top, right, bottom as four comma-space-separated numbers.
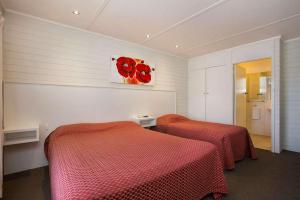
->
188, 68, 206, 120
235, 65, 247, 127
206, 66, 232, 124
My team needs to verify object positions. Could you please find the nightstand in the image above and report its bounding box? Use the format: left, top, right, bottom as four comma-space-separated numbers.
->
132, 116, 156, 128
3, 126, 39, 146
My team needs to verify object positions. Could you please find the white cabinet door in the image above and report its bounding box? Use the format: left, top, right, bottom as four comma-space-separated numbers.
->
188, 69, 206, 120
206, 66, 233, 124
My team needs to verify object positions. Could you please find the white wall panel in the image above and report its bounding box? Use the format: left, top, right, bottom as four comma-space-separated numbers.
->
3, 83, 176, 175
3, 12, 187, 114
188, 50, 228, 70
3, 12, 187, 174
231, 39, 274, 64
281, 38, 300, 153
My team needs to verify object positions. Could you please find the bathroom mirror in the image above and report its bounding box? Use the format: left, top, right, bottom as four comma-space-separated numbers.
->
246, 72, 271, 101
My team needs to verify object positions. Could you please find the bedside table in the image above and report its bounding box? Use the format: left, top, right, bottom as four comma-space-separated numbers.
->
132, 116, 156, 128
3, 126, 39, 146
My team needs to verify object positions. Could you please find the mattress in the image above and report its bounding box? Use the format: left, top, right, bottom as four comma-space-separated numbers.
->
45, 121, 227, 200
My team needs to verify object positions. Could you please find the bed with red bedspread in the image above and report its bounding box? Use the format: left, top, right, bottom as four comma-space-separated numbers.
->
45, 121, 227, 200
154, 114, 257, 170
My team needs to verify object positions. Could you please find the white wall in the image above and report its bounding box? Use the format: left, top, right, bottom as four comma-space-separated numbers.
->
4, 83, 176, 174
188, 37, 281, 153
281, 38, 300, 153
3, 11, 187, 114
3, 11, 188, 174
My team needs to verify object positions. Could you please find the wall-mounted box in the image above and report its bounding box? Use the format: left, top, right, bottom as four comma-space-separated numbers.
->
3, 127, 39, 146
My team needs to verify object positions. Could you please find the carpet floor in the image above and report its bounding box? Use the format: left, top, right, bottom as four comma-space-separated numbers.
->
3, 149, 300, 200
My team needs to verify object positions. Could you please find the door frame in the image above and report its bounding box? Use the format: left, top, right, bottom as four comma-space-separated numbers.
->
232, 37, 281, 153
233, 58, 273, 149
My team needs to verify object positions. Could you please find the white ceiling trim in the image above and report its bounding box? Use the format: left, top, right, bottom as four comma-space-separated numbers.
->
141, 0, 229, 44
284, 36, 300, 43
86, 0, 111, 29
183, 12, 300, 53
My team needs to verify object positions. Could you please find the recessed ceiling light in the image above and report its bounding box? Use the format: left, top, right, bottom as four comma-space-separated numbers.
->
175, 45, 179, 48
72, 10, 80, 15
146, 34, 150, 39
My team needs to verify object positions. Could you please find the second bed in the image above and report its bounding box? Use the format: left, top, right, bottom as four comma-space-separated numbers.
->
154, 114, 257, 170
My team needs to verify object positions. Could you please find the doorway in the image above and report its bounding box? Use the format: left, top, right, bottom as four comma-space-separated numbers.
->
234, 58, 272, 151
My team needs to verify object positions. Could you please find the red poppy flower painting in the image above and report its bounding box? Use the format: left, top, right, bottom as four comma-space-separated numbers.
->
111, 56, 155, 85
116, 57, 136, 78
136, 64, 151, 83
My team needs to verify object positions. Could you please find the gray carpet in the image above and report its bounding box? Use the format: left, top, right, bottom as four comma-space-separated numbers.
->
3, 149, 300, 200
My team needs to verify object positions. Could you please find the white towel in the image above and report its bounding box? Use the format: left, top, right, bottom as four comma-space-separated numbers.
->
252, 107, 261, 120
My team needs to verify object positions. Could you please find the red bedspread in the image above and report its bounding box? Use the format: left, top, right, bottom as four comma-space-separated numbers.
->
155, 114, 257, 170
45, 121, 227, 200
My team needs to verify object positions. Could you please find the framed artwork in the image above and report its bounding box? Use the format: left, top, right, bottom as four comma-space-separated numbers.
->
111, 56, 155, 85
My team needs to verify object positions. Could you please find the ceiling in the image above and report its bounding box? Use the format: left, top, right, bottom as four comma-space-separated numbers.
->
1, 0, 300, 58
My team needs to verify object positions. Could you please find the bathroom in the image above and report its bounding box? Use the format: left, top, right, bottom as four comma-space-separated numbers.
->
235, 58, 272, 151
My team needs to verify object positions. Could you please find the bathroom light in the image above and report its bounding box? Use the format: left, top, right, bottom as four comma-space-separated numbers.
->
72, 10, 80, 15
175, 45, 179, 48
146, 34, 150, 38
